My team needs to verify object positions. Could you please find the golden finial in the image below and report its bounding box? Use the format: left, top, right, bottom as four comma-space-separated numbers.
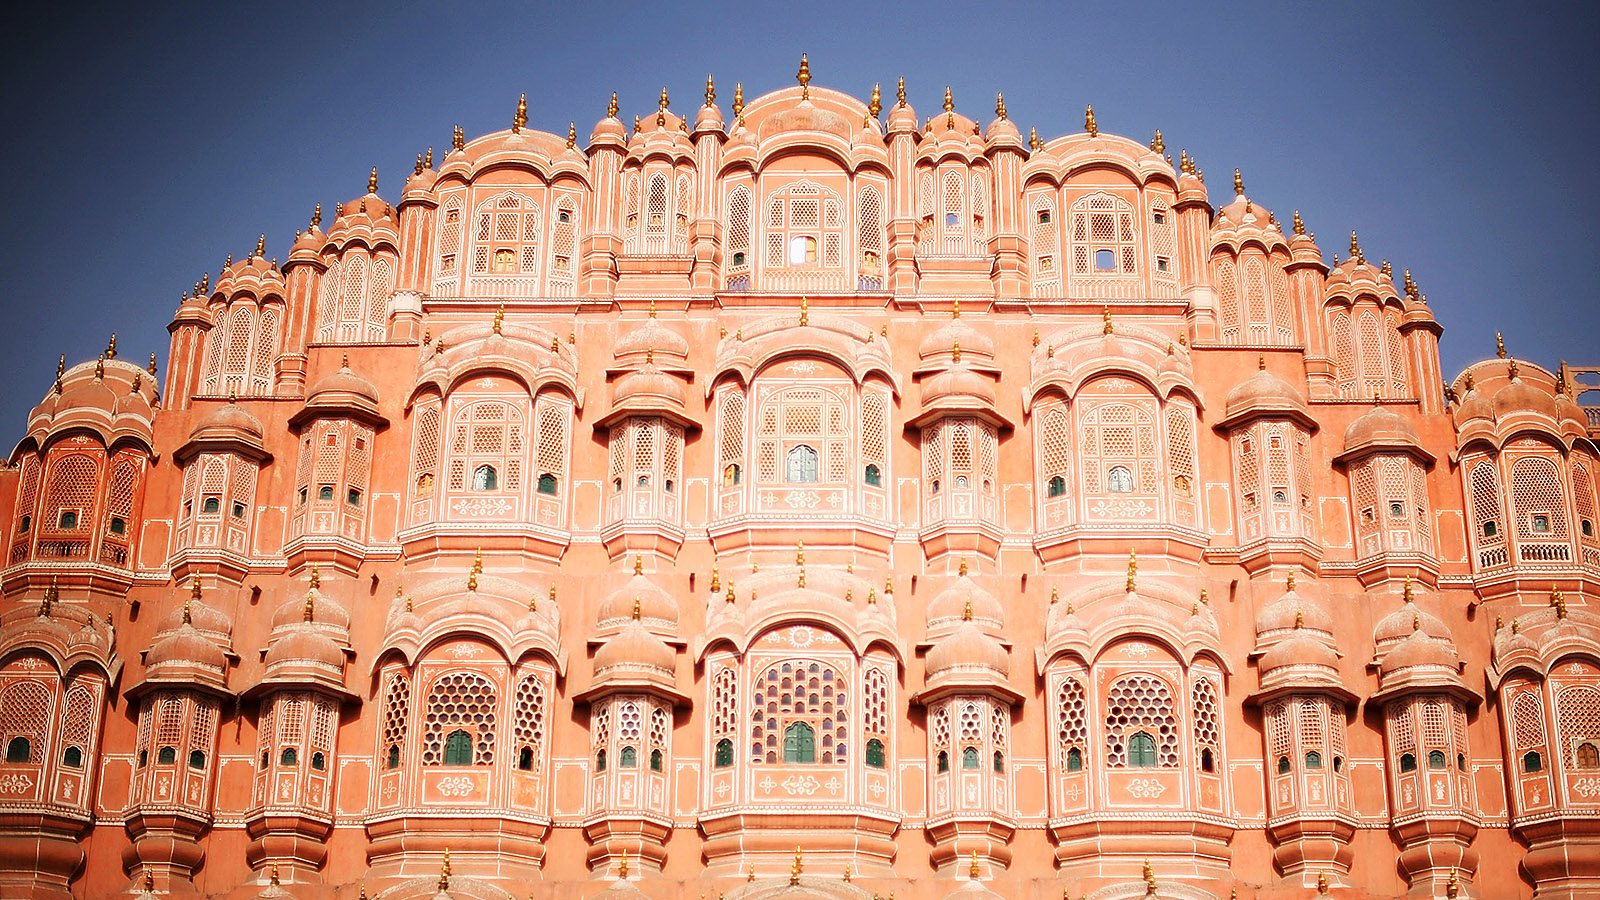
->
1126, 550, 1137, 592
182, 596, 193, 626
107, 333, 118, 360
1029, 126, 1040, 151
1496, 613, 1503, 630
952, 338, 961, 363
869, 83, 882, 118
145, 869, 155, 892
843, 862, 852, 882
367, 167, 378, 194
608, 92, 620, 119
867, 588, 877, 605
1553, 587, 1568, 618
95, 355, 104, 380
1403, 576, 1414, 603
202, 271, 211, 293
56, 353, 65, 380
942, 85, 954, 115
466, 569, 478, 592
962, 598, 972, 621
439, 848, 451, 890
38, 577, 56, 619
896, 76, 907, 107
1050, 586, 1059, 604
885, 575, 894, 595
1294, 608, 1305, 630
633, 554, 644, 575
1233, 168, 1244, 196
512, 92, 528, 133
1381, 259, 1392, 278
733, 83, 745, 117
425, 147, 433, 168
1511, 616, 1520, 634
149, 352, 159, 376
493, 304, 504, 334
1508, 357, 1520, 380
548, 582, 557, 606
618, 847, 629, 878
1292, 209, 1305, 236
747, 864, 756, 882
567, 122, 577, 149
551, 336, 561, 353
1446, 867, 1459, 899
726, 580, 736, 604
130, 373, 141, 392
797, 54, 811, 99
1179, 148, 1191, 173
1258, 355, 1267, 371
1084, 104, 1097, 136
1143, 858, 1156, 894
710, 565, 720, 593
1349, 229, 1361, 260
1046, 343, 1053, 359
959, 557, 969, 576
704, 73, 716, 107
415, 152, 425, 176
659, 85, 670, 114
1151, 129, 1164, 154
1103, 306, 1114, 335
453, 124, 465, 151
1495, 331, 1507, 359
791, 846, 803, 885
799, 294, 809, 326
269, 864, 281, 886
969, 849, 981, 879
1316, 871, 1328, 895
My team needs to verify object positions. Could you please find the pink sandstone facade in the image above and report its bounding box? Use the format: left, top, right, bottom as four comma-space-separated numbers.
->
4, 63, 1600, 900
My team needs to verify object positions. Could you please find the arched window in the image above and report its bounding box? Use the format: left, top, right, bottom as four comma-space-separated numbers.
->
387, 745, 400, 769
62, 746, 81, 767
1047, 476, 1067, 498
786, 445, 819, 483
311, 751, 325, 771
962, 747, 980, 769
1107, 466, 1134, 493
993, 751, 1005, 773
783, 722, 816, 764
472, 464, 497, 491
864, 464, 881, 487
650, 748, 663, 771
1200, 748, 1214, 772
1400, 752, 1417, 772
280, 747, 297, 766
724, 464, 741, 487
1524, 750, 1543, 772
1066, 747, 1083, 772
1277, 755, 1290, 774
1305, 750, 1322, 769
157, 746, 177, 765
866, 738, 885, 768
4, 737, 29, 763
715, 739, 734, 768
1128, 732, 1157, 767
1579, 742, 1600, 769
937, 750, 950, 773
519, 747, 534, 771
188, 750, 206, 769
443, 729, 473, 765
537, 473, 558, 495
596, 749, 607, 772
620, 746, 637, 768
1427, 749, 1446, 769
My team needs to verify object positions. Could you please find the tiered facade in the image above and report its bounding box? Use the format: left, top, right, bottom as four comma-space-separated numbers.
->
3, 64, 1600, 900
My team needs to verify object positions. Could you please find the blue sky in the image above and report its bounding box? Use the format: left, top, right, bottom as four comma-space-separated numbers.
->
1, 0, 1594, 433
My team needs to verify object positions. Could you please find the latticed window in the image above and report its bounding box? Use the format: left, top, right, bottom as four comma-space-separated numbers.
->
1070, 192, 1137, 278
863, 667, 889, 768
1057, 676, 1088, 772
421, 672, 497, 766
41, 455, 98, 555
434, 194, 464, 295
751, 659, 847, 765
1104, 675, 1179, 768
857, 185, 885, 289
316, 252, 392, 343
1329, 301, 1408, 398
1216, 252, 1295, 346
1511, 455, 1569, 544
1037, 402, 1073, 523
547, 196, 578, 296
725, 185, 753, 289
1192, 678, 1221, 772
446, 399, 526, 497
472, 192, 541, 277
754, 382, 850, 487
711, 665, 738, 767
512, 673, 547, 772
1557, 685, 1600, 768
0, 680, 51, 764
1078, 389, 1159, 514
765, 179, 844, 271
1031, 194, 1061, 298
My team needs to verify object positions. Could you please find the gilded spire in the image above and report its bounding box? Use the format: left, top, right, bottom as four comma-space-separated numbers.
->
311, 203, 322, 229
943, 85, 954, 114
1084, 104, 1097, 136
368, 167, 378, 194
1126, 550, 1137, 593
1496, 331, 1507, 359
1446, 868, 1460, 899
1143, 858, 1156, 895
1103, 305, 1113, 335
513, 92, 528, 133
896, 76, 906, 107
608, 92, 620, 119
619, 847, 630, 878
149, 352, 159, 376
1508, 356, 1519, 380
494, 304, 504, 334
309, 563, 320, 589
951, 338, 961, 363
567, 122, 577, 149
962, 598, 972, 621
633, 115, 642, 136
439, 848, 451, 891
95, 355, 104, 380
799, 294, 808, 326
704, 73, 716, 107
1233, 168, 1244, 196
969, 849, 981, 879
56, 354, 65, 379
791, 846, 803, 885
1403, 576, 1414, 603
885, 575, 894, 595
869, 83, 882, 118
634, 553, 644, 575
425, 147, 433, 168
797, 54, 811, 99
1151, 129, 1164, 154
453, 124, 465, 151
1029, 126, 1040, 151
726, 580, 735, 604
1287, 570, 1296, 591
270, 864, 280, 886
38, 577, 56, 619
415, 153, 425, 176
1316, 872, 1328, 895
733, 83, 744, 117
1349, 229, 1362, 262
1293, 209, 1305, 235
710, 565, 720, 593
1179, 148, 1191, 174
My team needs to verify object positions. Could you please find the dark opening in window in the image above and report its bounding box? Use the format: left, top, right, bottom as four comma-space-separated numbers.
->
5, 737, 29, 763
387, 745, 400, 769
347, 488, 361, 506
714, 738, 734, 767
189, 750, 206, 769
937, 750, 950, 772
312, 751, 325, 771
17, 515, 29, 534
993, 750, 1005, 773
280, 748, 297, 766
109, 516, 126, 535
596, 749, 607, 772
1094, 249, 1116, 271
724, 464, 741, 487
866, 738, 885, 768
62, 746, 82, 768
1428, 750, 1446, 769
1305, 751, 1323, 769
443, 729, 473, 765
519, 747, 534, 770
473, 465, 497, 492
1399, 752, 1417, 772
620, 746, 637, 768
317, 485, 334, 501
1277, 755, 1290, 774
962, 747, 980, 769
1483, 520, 1498, 537
783, 722, 816, 763
732, 251, 746, 267
537, 473, 558, 495
1532, 514, 1551, 533
232, 502, 246, 518
650, 748, 663, 771
157, 746, 177, 765
199, 498, 220, 515
1129, 732, 1157, 767
1038, 210, 1051, 224
1524, 750, 1542, 773
1047, 476, 1066, 498
864, 464, 881, 487
1200, 748, 1214, 772
1390, 502, 1405, 518
1067, 747, 1083, 771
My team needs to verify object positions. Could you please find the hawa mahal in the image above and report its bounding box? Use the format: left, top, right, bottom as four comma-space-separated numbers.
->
3, 60, 1599, 900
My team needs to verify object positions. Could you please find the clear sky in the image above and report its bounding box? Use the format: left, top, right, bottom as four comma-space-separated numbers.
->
1, 0, 1595, 435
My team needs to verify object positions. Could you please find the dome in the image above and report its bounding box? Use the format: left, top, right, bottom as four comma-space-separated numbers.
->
307, 365, 379, 405
271, 585, 351, 632
925, 621, 1009, 678
918, 317, 996, 361
156, 593, 232, 640
759, 99, 853, 143
1224, 367, 1310, 423
146, 623, 227, 672
263, 624, 345, 671
1254, 583, 1333, 638
925, 573, 1003, 632
1259, 630, 1339, 673
1494, 373, 1557, 420
614, 317, 689, 360
597, 572, 679, 630
594, 621, 676, 674
1378, 629, 1459, 676
612, 365, 686, 409
921, 365, 996, 407
1453, 379, 1494, 424
191, 401, 265, 442
56, 376, 118, 417
1344, 404, 1422, 453
1372, 591, 1451, 650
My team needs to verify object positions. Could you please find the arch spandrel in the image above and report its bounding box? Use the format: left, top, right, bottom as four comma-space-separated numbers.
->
373, 573, 566, 677
1023, 323, 1199, 414
708, 316, 900, 399
1037, 578, 1229, 676
408, 325, 584, 413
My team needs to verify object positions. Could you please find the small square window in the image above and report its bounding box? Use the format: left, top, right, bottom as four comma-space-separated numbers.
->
1094, 248, 1116, 271
317, 485, 334, 501
1037, 210, 1051, 224
1152, 211, 1166, 225
354, 437, 366, 451
231, 502, 246, 519
347, 488, 361, 506
325, 434, 338, 447
1156, 256, 1170, 272
1390, 502, 1405, 518
1532, 514, 1551, 533
200, 497, 219, 515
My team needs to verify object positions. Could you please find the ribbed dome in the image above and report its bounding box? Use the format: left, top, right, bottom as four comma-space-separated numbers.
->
594, 621, 676, 673
1494, 374, 1557, 419
925, 574, 1003, 632
263, 624, 345, 670
1343, 404, 1423, 454
597, 572, 679, 630
307, 365, 379, 404
57, 377, 118, 417
146, 623, 227, 672
1453, 382, 1494, 423
614, 318, 689, 360
1254, 584, 1333, 637
921, 365, 996, 407
612, 365, 686, 408
1373, 594, 1450, 650
1259, 630, 1339, 673
925, 621, 1009, 678
1225, 368, 1309, 421
1378, 629, 1459, 676
759, 100, 852, 142
191, 401, 265, 441
270, 586, 351, 632
156, 596, 232, 640
919, 318, 996, 360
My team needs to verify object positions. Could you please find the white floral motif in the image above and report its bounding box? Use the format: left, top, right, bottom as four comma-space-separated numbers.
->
1574, 777, 1600, 799
781, 775, 820, 795
784, 491, 821, 509
825, 776, 841, 792
788, 627, 816, 648
759, 776, 777, 792
447, 644, 481, 659
435, 776, 474, 798
1125, 778, 1166, 799
787, 362, 822, 375
1089, 498, 1155, 518
0, 772, 33, 794
451, 497, 513, 516
868, 780, 885, 798
714, 780, 731, 798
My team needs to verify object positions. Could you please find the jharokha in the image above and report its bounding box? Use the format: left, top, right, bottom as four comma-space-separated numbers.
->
6, 62, 1600, 900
